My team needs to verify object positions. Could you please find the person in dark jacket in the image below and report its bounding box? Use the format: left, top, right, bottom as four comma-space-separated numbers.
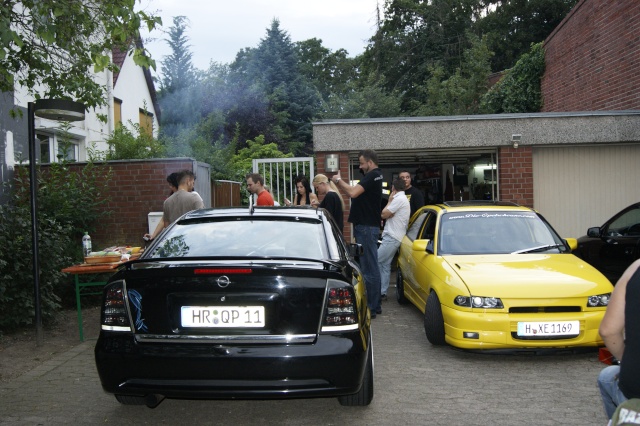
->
312, 174, 344, 233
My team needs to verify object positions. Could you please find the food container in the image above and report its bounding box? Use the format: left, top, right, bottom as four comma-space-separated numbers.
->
84, 255, 121, 264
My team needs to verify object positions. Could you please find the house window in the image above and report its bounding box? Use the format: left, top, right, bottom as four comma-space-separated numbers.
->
114, 98, 122, 127
139, 108, 153, 137
37, 133, 79, 163
38, 134, 51, 163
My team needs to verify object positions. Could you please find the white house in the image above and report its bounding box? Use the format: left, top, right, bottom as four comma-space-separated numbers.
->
0, 42, 160, 202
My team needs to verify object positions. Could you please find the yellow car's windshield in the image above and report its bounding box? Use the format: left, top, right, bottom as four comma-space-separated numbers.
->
438, 211, 567, 255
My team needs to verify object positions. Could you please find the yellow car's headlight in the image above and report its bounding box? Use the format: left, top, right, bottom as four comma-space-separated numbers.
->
454, 295, 504, 309
587, 293, 611, 307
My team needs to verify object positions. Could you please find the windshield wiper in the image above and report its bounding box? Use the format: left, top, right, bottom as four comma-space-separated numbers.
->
512, 244, 564, 254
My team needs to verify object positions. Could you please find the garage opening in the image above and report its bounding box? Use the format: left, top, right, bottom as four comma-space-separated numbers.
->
346, 148, 499, 203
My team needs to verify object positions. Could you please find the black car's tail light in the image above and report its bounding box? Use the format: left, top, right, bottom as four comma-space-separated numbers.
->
101, 280, 132, 332
321, 282, 358, 332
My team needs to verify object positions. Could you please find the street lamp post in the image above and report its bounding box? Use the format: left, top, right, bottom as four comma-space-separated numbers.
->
28, 99, 85, 346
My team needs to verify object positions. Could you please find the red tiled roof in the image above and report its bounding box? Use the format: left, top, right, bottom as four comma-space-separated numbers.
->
111, 46, 127, 87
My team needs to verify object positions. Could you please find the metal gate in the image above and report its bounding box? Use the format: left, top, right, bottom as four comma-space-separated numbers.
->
252, 157, 315, 206
193, 160, 211, 207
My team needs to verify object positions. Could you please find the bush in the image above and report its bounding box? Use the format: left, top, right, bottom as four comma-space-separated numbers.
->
0, 202, 72, 331
103, 123, 165, 160
0, 161, 111, 333
480, 42, 546, 114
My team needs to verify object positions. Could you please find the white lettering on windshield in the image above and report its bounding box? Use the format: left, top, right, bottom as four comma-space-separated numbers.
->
446, 213, 536, 220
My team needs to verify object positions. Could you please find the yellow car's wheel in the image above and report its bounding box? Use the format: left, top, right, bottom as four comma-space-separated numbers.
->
424, 292, 446, 345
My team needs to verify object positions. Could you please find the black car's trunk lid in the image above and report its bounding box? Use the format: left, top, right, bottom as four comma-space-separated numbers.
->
121, 261, 332, 343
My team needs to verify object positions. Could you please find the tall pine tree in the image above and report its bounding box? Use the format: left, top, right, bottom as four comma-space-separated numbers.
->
228, 20, 321, 154
157, 16, 202, 138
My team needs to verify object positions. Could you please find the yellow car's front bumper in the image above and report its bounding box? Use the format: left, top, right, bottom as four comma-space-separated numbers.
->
441, 305, 605, 350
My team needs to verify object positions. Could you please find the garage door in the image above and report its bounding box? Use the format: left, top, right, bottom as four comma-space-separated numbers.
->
533, 144, 640, 238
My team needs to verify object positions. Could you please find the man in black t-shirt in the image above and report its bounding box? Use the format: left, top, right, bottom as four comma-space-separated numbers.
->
332, 150, 384, 318
399, 170, 425, 218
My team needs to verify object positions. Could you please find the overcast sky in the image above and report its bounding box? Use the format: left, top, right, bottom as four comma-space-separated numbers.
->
137, 0, 381, 72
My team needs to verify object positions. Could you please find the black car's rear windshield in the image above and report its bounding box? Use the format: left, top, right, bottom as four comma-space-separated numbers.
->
149, 217, 330, 259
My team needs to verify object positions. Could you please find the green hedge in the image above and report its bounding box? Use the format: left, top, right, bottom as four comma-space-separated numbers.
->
0, 162, 111, 333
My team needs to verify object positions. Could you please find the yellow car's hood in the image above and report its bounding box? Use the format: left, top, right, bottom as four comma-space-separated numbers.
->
443, 254, 612, 297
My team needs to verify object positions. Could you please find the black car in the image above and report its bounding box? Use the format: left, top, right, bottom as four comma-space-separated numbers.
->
576, 202, 640, 284
95, 207, 373, 407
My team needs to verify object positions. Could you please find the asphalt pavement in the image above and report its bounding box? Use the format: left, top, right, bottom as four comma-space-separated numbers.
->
0, 277, 609, 425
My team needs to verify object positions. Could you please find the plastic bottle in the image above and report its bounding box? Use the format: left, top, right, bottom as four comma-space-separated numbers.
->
82, 232, 92, 257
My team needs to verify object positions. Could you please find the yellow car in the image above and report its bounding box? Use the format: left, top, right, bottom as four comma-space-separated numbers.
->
396, 201, 613, 351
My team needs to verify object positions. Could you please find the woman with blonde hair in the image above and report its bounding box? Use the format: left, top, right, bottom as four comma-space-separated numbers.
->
312, 174, 345, 233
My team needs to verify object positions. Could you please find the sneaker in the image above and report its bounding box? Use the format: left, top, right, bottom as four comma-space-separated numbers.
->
376, 308, 382, 314
381, 294, 387, 301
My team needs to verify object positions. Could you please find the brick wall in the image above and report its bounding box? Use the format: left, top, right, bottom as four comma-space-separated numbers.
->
91, 159, 196, 248
25, 159, 197, 250
498, 147, 534, 207
542, 0, 640, 111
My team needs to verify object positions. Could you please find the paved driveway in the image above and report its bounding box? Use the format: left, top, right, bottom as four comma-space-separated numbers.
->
0, 282, 608, 425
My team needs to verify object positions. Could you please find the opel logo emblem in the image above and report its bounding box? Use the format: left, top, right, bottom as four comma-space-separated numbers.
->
216, 275, 231, 288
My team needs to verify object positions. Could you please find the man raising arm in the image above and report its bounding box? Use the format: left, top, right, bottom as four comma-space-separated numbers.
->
332, 149, 384, 317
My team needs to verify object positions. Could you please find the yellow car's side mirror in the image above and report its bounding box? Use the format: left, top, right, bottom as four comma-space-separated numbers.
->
412, 239, 433, 253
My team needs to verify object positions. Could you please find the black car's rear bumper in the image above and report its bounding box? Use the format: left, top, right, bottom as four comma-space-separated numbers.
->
95, 331, 370, 399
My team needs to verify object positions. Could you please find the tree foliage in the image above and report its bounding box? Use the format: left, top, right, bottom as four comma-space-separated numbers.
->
158, 16, 198, 93
157, 16, 202, 138
474, 0, 578, 72
413, 32, 493, 116
361, 0, 485, 110
1, 0, 160, 110
295, 38, 357, 102
103, 122, 166, 160
480, 42, 546, 114
361, 0, 576, 112
227, 20, 321, 154
320, 73, 403, 119
229, 135, 293, 183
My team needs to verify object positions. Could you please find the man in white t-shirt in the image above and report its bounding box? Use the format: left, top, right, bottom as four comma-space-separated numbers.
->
378, 177, 410, 299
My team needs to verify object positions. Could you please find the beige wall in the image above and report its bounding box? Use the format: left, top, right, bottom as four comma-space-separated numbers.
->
533, 144, 640, 237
